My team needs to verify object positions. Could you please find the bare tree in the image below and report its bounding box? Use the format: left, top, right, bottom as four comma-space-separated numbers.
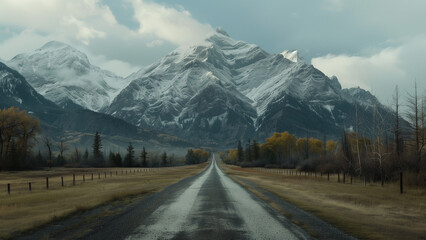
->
354, 104, 363, 176
71, 145, 81, 163
42, 136, 53, 167
406, 82, 426, 171
371, 107, 392, 187
56, 139, 68, 163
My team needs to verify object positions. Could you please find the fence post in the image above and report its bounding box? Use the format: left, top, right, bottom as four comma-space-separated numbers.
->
116, 171, 118, 176
400, 172, 403, 194
7, 184, 10, 194
46, 177, 49, 189
350, 175, 353, 184
338, 173, 340, 183
29, 182, 32, 192
73, 174, 75, 185
61, 176, 64, 187
327, 173, 330, 181
343, 173, 345, 183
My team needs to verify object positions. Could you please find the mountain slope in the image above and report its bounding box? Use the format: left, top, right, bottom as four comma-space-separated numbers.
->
0, 61, 60, 121
0, 61, 190, 148
7, 41, 130, 111
106, 29, 395, 145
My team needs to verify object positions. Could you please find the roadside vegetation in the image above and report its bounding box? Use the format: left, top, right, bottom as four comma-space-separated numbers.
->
0, 107, 210, 170
221, 85, 426, 189
220, 85, 426, 239
220, 162, 426, 240
0, 106, 212, 239
0, 162, 209, 239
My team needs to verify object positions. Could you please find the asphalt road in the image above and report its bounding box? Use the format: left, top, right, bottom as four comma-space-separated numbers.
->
125, 155, 311, 240
18, 155, 354, 240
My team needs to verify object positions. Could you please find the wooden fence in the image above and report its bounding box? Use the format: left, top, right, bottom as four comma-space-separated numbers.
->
2, 167, 160, 195
251, 167, 404, 193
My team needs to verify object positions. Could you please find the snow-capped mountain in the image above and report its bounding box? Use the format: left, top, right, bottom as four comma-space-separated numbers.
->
107, 28, 394, 145
281, 50, 304, 63
0, 61, 190, 148
0, 61, 58, 115
7, 41, 130, 111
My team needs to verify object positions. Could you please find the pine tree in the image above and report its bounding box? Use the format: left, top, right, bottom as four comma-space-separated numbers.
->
116, 153, 123, 167
92, 132, 103, 165
108, 151, 115, 166
185, 149, 195, 164
83, 148, 89, 163
161, 151, 167, 166
124, 143, 135, 167
252, 140, 260, 161
140, 147, 148, 167
246, 139, 252, 162
237, 140, 244, 162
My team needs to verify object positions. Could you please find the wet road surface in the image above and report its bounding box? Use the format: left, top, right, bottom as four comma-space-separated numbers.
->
125, 155, 311, 240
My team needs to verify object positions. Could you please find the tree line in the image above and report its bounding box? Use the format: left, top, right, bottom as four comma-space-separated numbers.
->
0, 107, 210, 170
222, 85, 426, 187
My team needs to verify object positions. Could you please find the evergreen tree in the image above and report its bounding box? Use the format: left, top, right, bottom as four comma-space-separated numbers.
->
124, 143, 135, 167
140, 147, 148, 167
252, 140, 260, 161
185, 149, 195, 164
237, 140, 244, 162
56, 153, 64, 166
115, 153, 123, 167
83, 148, 89, 163
169, 154, 175, 165
108, 151, 115, 166
92, 132, 103, 165
246, 139, 252, 162
161, 151, 167, 166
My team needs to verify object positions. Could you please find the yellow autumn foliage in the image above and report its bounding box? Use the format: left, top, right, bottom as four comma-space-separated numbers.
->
0, 107, 41, 169
261, 131, 297, 159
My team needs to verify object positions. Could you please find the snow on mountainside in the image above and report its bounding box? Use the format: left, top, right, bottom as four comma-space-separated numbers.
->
7, 41, 130, 111
343, 87, 383, 108
0, 61, 59, 115
107, 28, 394, 145
281, 50, 304, 63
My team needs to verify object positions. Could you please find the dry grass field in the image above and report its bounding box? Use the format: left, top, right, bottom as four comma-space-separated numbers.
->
220, 163, 426, 240
0, 163, 208, 239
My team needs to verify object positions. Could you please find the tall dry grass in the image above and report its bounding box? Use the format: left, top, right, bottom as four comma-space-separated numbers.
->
0, 164, 208, 239
221, 163, 426, 240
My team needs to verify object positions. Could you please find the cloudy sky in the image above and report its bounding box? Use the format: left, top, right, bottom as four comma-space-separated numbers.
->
0, 0, 425, 105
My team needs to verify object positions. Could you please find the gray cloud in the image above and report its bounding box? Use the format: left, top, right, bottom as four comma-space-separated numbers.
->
0, 0, 425, 101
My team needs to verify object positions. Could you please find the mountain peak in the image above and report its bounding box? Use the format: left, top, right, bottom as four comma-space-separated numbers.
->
281, 50, 304, 63
215, 27, 230, 37
7, 41, 129, 112
40, 41, 71, 50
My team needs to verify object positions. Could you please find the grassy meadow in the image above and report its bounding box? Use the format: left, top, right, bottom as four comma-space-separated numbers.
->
220, 163, 426, 240
0, 163, 208, 239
